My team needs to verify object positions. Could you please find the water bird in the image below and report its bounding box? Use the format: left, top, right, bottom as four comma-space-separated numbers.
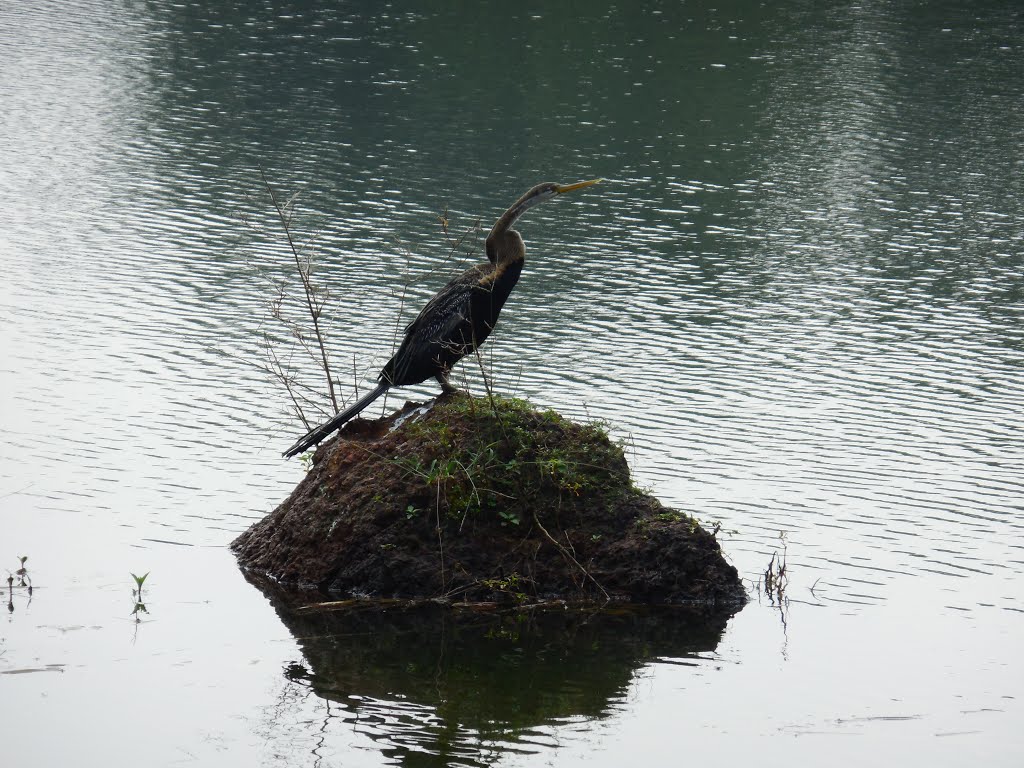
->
283, 178, 601, 458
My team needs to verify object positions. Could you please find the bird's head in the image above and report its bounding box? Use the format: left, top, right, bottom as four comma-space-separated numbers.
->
487, 178, 601, 257
503, 178, 601, 225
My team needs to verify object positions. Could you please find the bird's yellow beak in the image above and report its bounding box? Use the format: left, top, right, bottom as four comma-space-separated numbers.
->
555, 178, 602, 194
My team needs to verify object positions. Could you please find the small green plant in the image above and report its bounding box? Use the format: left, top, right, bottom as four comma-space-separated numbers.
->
498, 510, 520, 527
6, 555, 32, 613
15, 556, 31, 592
131, 572, 150, 621
762, 532, 788, 604
394, 446, 497, 523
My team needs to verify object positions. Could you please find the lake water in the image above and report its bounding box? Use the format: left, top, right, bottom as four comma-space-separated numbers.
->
1, 1, 1022, 765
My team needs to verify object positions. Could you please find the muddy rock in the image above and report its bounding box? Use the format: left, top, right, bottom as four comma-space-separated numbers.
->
233, 394, 746, 605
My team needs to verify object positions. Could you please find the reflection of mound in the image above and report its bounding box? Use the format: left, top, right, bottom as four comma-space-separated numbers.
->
255, 577, 740, 766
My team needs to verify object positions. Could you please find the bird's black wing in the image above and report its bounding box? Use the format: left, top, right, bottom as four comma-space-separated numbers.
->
385, 274, 485, 386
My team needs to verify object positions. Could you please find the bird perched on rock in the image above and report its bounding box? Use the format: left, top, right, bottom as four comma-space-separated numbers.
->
283, 178, 600, 458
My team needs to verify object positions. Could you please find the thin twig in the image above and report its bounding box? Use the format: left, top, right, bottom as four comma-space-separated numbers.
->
435, 481, 446, 592
532, 511, 609, 603
258, 164, 339, 413
265, 336, 312, 429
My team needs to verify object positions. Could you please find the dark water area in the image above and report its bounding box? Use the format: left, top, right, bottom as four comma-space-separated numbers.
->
259, 591, 737, 767
1, 1, 1022, 765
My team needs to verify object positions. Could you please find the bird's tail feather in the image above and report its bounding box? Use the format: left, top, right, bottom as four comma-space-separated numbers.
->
282, 382, 390, 458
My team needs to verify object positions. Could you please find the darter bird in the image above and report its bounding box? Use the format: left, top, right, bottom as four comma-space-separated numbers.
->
282, 178, 600, 458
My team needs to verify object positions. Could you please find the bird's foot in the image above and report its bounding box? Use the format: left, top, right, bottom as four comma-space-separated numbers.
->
435, 373, 459, 395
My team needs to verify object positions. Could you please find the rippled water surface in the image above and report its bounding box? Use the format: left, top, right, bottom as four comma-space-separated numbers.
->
2, 1, 1022, 765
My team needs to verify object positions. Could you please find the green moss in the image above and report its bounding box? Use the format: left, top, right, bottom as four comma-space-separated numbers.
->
654, 511, 685, 523
480, 573, 529, 603
390, 393, 630, 526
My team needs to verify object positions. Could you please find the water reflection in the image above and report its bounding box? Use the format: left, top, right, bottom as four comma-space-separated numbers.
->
254, 580, 738, 766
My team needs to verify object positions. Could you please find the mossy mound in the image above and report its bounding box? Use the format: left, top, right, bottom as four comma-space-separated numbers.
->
233, 393, 746, 605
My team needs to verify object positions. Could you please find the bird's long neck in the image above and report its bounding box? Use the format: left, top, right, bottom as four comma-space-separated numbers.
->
488, 186, 542, 241
485, 185, 546, 267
